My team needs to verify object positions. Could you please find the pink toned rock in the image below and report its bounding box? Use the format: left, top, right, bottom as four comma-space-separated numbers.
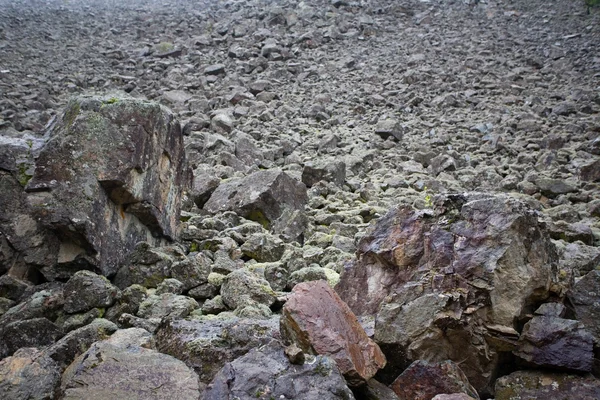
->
280, 280, 386, 386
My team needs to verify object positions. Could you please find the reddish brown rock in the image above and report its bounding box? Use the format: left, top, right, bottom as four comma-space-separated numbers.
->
390, 360, 479, 400
280, 280, 386, 386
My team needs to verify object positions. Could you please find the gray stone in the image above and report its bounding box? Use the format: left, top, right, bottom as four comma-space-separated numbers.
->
0, 347, 62, 400
155, 278, 184, 294
495, 370, 600, 400
137, 293, 198, 319
155, 316, 279, 385
241, 232, 286, 262
60, 335, 199, 400
302, 159, 346, 188
375, 119, 403, 141
514, 316, 593, 372
569, 270, 600, 344
204, 340, 355, 400
204, 169, 307, 231
63, 270, 119, 314
220, 268, 277, 310
0, 317, 63, 358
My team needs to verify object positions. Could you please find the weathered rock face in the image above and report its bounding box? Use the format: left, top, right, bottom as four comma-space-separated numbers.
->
495, 370, 600, 400
280, 280, 386, 386
0, 317, 64, 358
335, 193, 559, 393
25, 95, 189, 278
514, 316, 593, 372
60, 333, 200, 400
203, 169, 308, 237
205, 340, 356, 400
390, 360, 479, 400
0, 347, 62, 400
569, 270, 600, 344
155, 316, 279, 387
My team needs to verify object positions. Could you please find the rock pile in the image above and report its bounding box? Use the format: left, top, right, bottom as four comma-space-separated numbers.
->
0, 0, 599, 399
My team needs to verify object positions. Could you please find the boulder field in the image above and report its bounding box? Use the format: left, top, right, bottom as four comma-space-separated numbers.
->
1, 0, 600, 399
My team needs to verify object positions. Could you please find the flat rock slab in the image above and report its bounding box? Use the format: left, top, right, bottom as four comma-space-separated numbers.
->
60, 337, 199, 400
205, 340, 355, 400
280, 280, 386, 386
25, 95, 188, 277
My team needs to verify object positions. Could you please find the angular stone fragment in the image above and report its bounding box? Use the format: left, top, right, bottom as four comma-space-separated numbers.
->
220, 268, 277, 310
581, 159, 600, 182
155, 316, 279, 385
113, 243, 184, 289
137, 293, 198, 319
240, 232, 286, 262
63, 270, 119, 313
390, 360, 479, 400
25, 95, 189, 277
569, 270, 600, 344
0, 317, 63, 358
0, 347, 62, 400
302, 159, 346, 188
375, 119, 403, 141
191, 169, 220, 208
205, 340, 355, 400
513, 316, 593, 372
45, 318, 118, 369
495, 370, 600, 400
204, 169, 308, 232
336, 193, 558, 393
60, 335, 199, 400
281, 280, 386, 386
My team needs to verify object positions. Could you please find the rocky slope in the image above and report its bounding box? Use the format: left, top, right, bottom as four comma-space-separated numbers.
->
1, 0, 600, 399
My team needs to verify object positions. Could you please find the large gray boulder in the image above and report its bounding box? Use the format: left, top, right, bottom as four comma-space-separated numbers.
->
203, 169, 307, 238
63, 270, 119, 314
335, 193, 559, 394
0, 347, 62, 400
59, 332, 199, 400
25, 95, 189, 278
155, 316, 279, 387
204, 340, 355, 400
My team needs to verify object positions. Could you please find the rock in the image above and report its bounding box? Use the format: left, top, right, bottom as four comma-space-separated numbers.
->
302, 159, 346, 188
288, 266, 339, 289
191, 169, 220, 208
204, 63, 226, 75
0, 317, 63, 358
534, 302, 566, 317
170, 256, 211, 291
155, 316, 279, 385
220, 268, 277, 310
25, 95, 189, 277
569, 270, 600, 344
60, 335, 199, 400
137, 293, 198, 319
202, 295, 228, 315
280, 280, 386, 386
336, 193, 558, 393
155, 278, 184, 294
0, 170, 59, 280
390, 360, 479, 400
118, 313, 161, 333
0, 274, 31, 302
533, 176, 577, 197
211, 113, 234, 134
63, 270, 119, 314
204, 169, 308, 233
45, 318, 118, 369
0, 284, 64, 324
0, 347, 62, 400
580, 159, 600, 182
513, 315, 593, 372
555, 240, 600, 275
375, 119, 403, 141
188, 282, 219, 300
62, 308, 103, 332
113, 243, 183, 289
0, 297, 15, 316
354, 379, 401, 400
495, 370, 600, 400
104, 284, 147, 322
432, 395, 477, 400
240, 232, 286, 262
204, 340, 355, 400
